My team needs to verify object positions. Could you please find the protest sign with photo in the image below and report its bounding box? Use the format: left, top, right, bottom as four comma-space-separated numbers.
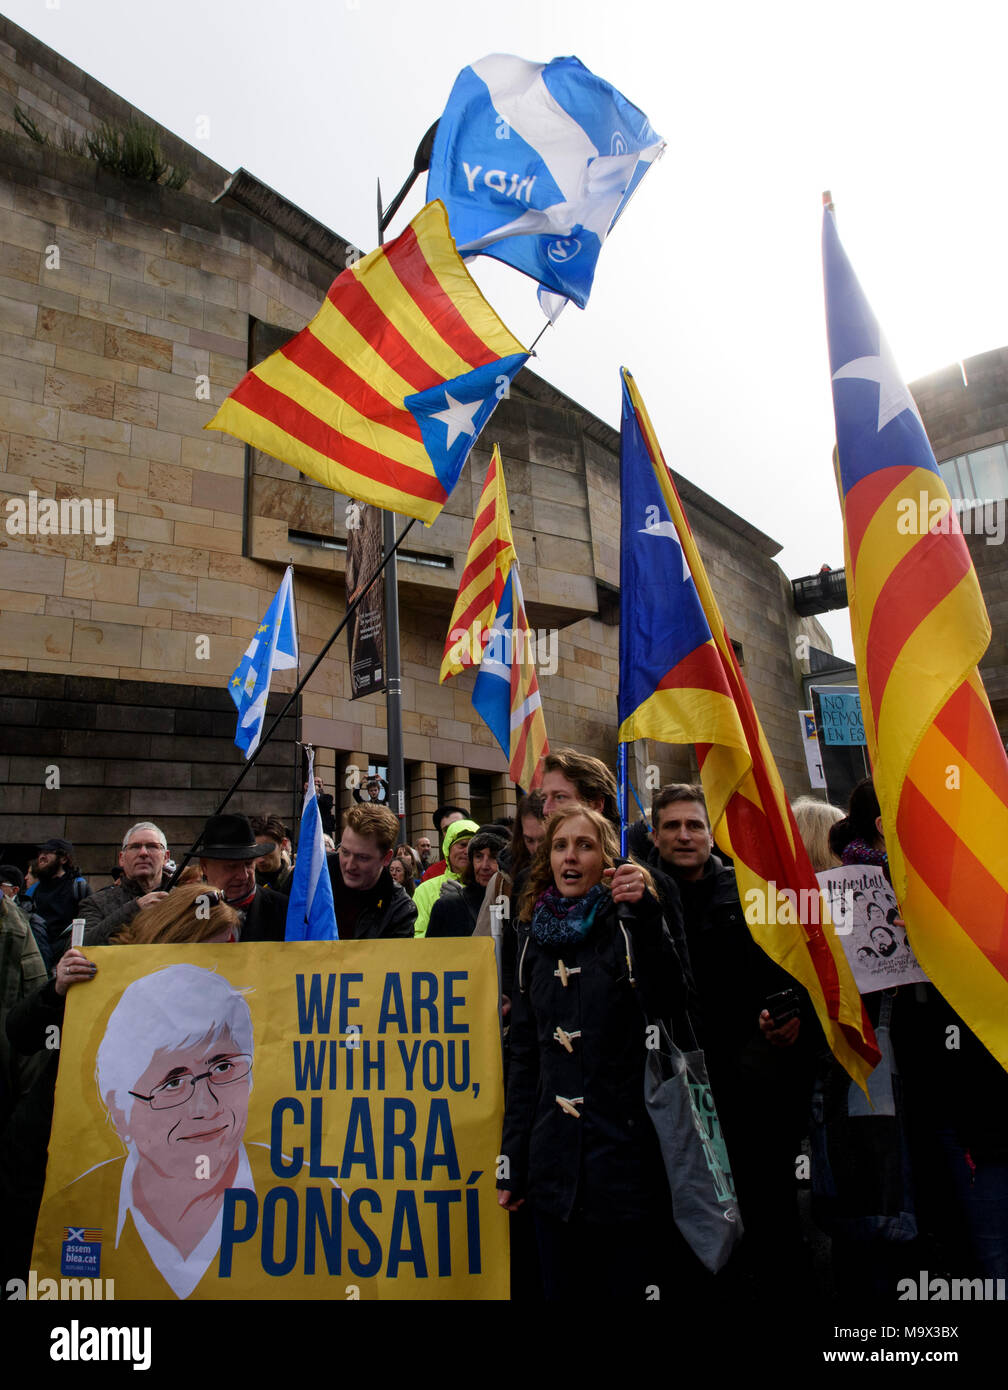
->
816, 864, 929, 994
32, 940, 507, 1300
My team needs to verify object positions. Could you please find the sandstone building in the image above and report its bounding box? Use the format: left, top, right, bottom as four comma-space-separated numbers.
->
0, 16, 828, 878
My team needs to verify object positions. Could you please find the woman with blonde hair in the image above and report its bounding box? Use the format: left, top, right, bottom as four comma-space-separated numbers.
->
498, 804, 689, 1299
110, 883, 240, 945
791, 797, 845, 873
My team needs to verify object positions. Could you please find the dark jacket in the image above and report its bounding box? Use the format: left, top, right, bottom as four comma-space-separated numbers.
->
499, 889, 688, 1222
26, 873, 89, 937
256, 863, 294, 896
1, 978, 65, 1284
317, 793, 336, 835
239, 884, 291, 942
81, 876, 159, 946
633, 855, 695, 1011
426, 879, 486, 938
652, 847, 819, 1154
325, 856, 417, 939
648, 849, 781, 1061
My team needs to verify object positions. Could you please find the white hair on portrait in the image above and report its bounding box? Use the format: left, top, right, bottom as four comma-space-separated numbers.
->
95, 964, 253, 1130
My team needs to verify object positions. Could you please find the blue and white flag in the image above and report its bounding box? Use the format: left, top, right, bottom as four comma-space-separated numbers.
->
427, 54, 664, 310
227, 566, 298, 758
285, 748, 338, 941
471, 569, 515, 759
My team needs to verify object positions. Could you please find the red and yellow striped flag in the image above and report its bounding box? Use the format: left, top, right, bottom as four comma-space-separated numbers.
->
825, 209, 1008, 1070
206, 201, 528, 526
440, 445, 516, 682
509, 566, 549, 789
619, 368, 879, 1085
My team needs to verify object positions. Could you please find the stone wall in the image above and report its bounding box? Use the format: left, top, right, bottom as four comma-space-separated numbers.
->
0, 671, 298, 882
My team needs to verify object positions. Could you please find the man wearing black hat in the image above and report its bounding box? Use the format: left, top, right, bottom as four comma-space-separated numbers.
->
23, 838, 89, 964
0, 865, 25, 902
199, 814, 291, 942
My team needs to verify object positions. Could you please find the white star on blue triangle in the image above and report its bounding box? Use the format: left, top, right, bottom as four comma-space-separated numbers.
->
406, 353, 528, 493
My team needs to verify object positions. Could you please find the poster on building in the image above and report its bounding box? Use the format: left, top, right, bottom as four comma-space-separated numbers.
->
798, 710, 826, 789
32, 940, 507, 1300
816, 864, 929, 994
345, 500, 386, 700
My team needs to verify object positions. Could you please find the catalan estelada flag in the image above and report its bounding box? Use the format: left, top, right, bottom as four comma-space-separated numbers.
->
471, 565, 549, 790
205, 201, 529, 526
824, 206, 1008, 1070
618, 367, 878, 1083
440, 445, 517, 681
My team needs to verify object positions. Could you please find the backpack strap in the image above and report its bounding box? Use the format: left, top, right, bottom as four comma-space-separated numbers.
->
73, 876, 88, 902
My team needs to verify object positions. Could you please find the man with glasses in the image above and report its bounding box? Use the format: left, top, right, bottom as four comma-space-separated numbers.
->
81, 822, 169, 947
326, 804, 416, 939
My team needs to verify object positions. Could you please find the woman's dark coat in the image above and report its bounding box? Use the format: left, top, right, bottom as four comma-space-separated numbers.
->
499, 888, 688, 1224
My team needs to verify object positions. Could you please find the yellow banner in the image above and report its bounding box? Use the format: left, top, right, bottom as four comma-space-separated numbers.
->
32, 941, 507, 1300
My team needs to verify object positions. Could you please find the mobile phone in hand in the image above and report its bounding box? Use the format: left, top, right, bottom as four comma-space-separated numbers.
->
765, 988, 800, 1028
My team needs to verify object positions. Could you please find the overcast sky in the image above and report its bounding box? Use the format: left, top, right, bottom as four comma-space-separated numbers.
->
7, 0, 1008, 659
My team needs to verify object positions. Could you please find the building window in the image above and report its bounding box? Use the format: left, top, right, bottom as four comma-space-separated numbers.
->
468, 773, 493, 828
937, 442, 1008, 503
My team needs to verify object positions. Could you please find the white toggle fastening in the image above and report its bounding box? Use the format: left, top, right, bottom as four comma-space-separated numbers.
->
555, 1095, 584, 1118
553, 1027, 582, 1053
554, 960, 582, 987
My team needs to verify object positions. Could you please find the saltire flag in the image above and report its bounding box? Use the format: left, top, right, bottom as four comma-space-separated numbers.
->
618, 368, 879, 1084
228, 566, 298, 759
206, 201, 529, 526
427, 54, 664, 311
440, 445, 517, 681
824, 206, 1008, 1070
471, 566, 549, 789
285, 747, 338, 941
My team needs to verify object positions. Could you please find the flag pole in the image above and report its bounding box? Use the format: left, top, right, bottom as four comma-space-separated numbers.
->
167, 516, 418, 885
617, 740, 629, 856
377, 176, 407, 845
290, 559, 302, 849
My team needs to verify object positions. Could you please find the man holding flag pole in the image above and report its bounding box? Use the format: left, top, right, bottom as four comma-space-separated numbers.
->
285, 746, 338, 941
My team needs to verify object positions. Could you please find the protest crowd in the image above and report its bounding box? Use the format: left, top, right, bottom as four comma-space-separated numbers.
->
0, 25, 1005, 1322
2, 746, 1005, 1303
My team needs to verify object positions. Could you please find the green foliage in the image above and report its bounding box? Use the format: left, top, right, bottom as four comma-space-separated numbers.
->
13, 105, 48, 144
12, 108, 189, 189
84, 120, 189, 189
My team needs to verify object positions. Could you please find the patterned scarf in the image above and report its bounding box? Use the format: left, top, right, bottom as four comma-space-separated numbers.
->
841, 838, 888, 870
531, 883, 606, 946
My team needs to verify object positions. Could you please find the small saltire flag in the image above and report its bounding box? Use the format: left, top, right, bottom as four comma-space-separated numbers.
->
206, 201, 529, 526
618, 368, 878, 1084
440, 445, 516, 682
471, 566, 549, 789
228, 566, 298, 759
427, 54, 664, 311
285, 748, 338, 941
824, 206, 1008, 1070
